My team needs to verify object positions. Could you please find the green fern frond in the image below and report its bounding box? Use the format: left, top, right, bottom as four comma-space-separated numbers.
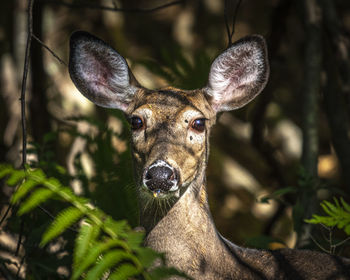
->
341, 197, 350, 212
305, 197, 350, 235
85, 250, 133, 280
0, 164, 13, 178
0, 162, 187, 279
6, 169, 26, 186
135, 247, 162, 268
109, 263, 140, 280
103, 217, 129, 238
74, 221, 101, 268
41, 207, 84, 246
72, 239, 129, 279
11, 179, 39, 204
125, 231, 144, 250
18, 188, 54, 215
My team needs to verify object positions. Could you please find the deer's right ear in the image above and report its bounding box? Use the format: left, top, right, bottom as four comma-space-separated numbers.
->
69, 31, 140, 111
205, 35, 269, 113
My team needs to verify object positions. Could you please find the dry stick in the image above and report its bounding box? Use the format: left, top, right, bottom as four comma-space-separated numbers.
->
224, 0, 232, 46
32, 34, 67, 66
16, 1, 34, 278
20, 0, 34, 168
224, 0, 242, 47
297, 0, 322, 248
230, 0, 242, 41
42, 0, 184, 13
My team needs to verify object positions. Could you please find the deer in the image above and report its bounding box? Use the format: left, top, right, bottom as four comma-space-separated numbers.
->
68, 31, 350, 279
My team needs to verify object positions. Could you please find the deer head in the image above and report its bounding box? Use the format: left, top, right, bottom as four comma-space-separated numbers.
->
69, 30, 268, 217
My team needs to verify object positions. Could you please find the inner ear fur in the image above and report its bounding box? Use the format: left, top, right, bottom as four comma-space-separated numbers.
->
205, 35, 269, 112
69, 31, 140, 111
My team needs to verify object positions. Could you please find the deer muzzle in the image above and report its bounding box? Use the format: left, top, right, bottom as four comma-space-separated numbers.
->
143, 160, 179, 197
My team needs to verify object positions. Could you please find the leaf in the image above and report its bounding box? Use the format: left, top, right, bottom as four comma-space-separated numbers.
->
18, 188, 54, 215
104, 218, 129, 238
109, 263, 139, 280
11, 179, 39, 204
85, 250, 132, 280
135, 247, 161, 268
258, 187, 297, 204
43, 177, 63, 191
345, 224, 350, 235
125, 231, 145, 250
0, 164, 13, 178
41, 207, 84, 246
6, 169, 26, 186
341, 197, 350, 212
72, 239, 127, 279
305, 197, 350, 236
27, 168, 46, 181
74, 221, 101, 267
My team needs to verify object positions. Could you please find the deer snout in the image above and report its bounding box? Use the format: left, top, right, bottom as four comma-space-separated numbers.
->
143, 160, 179, 194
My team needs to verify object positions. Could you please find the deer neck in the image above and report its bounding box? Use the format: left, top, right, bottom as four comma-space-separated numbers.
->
140, 171, 238, 278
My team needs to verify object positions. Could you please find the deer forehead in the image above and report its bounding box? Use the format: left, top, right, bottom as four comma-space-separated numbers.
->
128, 89, 216, 122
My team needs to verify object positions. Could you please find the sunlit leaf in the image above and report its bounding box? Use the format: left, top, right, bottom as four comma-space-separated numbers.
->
18, 188, 54, 215
41, 207, 84, 246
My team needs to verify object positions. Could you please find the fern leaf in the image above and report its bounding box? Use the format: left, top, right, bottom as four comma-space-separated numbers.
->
74, 221, 101, 267
18, 188, 54, 215
72, 239, 127, 279
320, 201, 335, 216
85, 250, 132, 280
345, 224, 350, 235
341, 198, 350, 213
40, 207, 84, 246
27, 168, 46, 181
109, 263, 139, 280
43, 177, 63, 191
135, 247, 162, 268
11, 179, 39, 204
0, 164, 13, 178
104, 218, 129, 238
125, 231, 144, 250
6, 169, 26, 186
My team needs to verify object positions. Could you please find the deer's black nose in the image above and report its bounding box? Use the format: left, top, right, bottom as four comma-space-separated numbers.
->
143, 161, 178, 193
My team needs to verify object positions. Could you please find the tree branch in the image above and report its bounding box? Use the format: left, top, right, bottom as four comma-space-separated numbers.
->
296, 0, 322, 248
41, 0, 184, 13
20, 0, 34, 167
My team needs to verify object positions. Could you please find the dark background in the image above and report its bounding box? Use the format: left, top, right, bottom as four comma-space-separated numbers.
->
1, 0, 350, 278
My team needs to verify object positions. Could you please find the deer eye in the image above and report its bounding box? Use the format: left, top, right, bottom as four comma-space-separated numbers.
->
191, 118, 206, 132
130, 116, 144, 130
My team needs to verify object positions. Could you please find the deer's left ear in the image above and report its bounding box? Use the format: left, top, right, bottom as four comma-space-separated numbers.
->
205, 35, 269, 112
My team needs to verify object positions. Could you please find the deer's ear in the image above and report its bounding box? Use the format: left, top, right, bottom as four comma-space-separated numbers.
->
205, 35, 269, 112
69, 31, 140, 111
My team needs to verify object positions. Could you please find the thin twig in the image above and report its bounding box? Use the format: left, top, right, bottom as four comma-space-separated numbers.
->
309, 234, 330, 254
333, 236, 350, 248
42, 0, 184, 13
15, 255, 25, 280
20, 0, 34, 168
32, 34, 67, 66
39, 206, 79, 233
224, 0, 232, 46
0, 204, 12, 227
230, 0, 242, 39
224, 0, 243, 48
15, 220, 24, 257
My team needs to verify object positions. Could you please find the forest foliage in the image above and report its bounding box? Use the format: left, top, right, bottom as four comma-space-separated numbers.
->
1, 0, 350, 279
